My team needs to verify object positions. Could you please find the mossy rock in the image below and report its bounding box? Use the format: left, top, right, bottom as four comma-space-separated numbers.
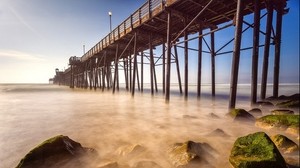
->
271, 109, 294, 115
16, 135, 96, 168
229, 109, 255, 122
276, 100, 300, 108
271, 134, 299, 154
229, 132, 287, 168
168, 141, 216, 167
255, 115, 300, 130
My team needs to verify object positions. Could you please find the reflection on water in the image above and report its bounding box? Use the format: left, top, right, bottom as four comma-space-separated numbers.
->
0, 84, 299, 168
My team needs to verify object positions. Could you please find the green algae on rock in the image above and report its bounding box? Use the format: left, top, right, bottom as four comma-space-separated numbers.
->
271, 134, 299, 154
271, 109, 294, 115
255, 115, 300, 130
276, 100, 300, 108
229, 132, 287, 168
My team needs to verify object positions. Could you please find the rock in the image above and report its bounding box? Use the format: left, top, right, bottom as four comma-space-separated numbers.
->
286, 125, 300, 138
133, 161, 162, 168
285, 157, 300, 168
228, 109, 255, 122
255, 101, 274, 107
276, 100, 300, 108
248, 108, 262, 114
98, 162, 119, 168
207, 128, 230, 137
255, 115, 300, 130
117, 144, 145, 157
208, 113, 220, 119
168, 141, 217, 168
271, 109, 294, 115
183, 115, 198, 119
16, 135, 97, 168
271, 134, 299, 154
229, 132, 287, 168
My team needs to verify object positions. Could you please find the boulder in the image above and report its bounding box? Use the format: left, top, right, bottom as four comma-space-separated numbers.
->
229, 132, 287, 168
255, 101, 274, 108
98, 162, 119, 168
132, 161, 162, 168
16, 135, 97, 168
255, 115, 299, 130
117, 144, 145, 157
228, 109, 256, 122
286, 125, 300, 138
207, 128, 230, 137
248, 108, 262, 115
276, 100, 300, 108
271, 134, 299, 154
271, 109, 294, 115
208, 113, 220, 119
168, 141, 217, 168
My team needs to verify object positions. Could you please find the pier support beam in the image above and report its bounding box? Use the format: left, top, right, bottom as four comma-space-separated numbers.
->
113, 44, 119, 93
251, 0, 260, 104
184, 20, 188, 99
261, 0, 273, 100
197, 28, 203, 98
162, 43, 166, 94
229, 0, 244, 109
174, 46, 183, 94
132, 33, 137, 96
141, 51, 144, 92
149, 34, 155, 95
210, 29, 216, 97
273, 2, 284, 98
165, 10, 172, 102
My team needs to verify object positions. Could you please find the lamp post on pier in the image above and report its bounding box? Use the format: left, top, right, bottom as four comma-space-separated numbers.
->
108, 11, 112, 33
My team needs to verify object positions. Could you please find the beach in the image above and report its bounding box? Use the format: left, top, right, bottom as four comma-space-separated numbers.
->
0, 83, 299, 168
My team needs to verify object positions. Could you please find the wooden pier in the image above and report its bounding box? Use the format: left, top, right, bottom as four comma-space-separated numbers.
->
52, 0, 288, 108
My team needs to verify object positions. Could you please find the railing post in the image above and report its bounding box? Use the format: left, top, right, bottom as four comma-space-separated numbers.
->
131, 14, 133, 30
139, 8, 142, 25
148, 0, 152, 18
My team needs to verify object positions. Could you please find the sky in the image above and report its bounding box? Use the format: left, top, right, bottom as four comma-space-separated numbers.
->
0, 0, 299, 84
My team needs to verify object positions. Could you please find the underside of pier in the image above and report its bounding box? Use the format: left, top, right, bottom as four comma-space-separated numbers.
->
53, 0, 288, 108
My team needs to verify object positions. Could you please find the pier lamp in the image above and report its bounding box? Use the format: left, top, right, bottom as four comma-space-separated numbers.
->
108, 11, 112, 33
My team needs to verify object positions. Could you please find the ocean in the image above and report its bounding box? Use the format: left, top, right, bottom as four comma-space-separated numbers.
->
0, 83, 299, 168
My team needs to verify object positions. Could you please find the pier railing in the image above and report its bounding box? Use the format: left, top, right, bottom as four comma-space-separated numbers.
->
81, 0, 168, 62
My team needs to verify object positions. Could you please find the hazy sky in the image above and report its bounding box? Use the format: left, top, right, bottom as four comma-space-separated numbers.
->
0, 0, 299, 84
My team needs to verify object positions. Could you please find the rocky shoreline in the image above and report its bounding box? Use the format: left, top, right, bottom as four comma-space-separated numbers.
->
16, 94, 299, 168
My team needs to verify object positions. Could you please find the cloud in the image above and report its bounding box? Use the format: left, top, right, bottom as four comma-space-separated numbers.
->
0, 49, 46, 61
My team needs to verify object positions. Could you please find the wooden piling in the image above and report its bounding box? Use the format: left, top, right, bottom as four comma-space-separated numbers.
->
210, 29, 215, 97
174, 46, 183, 94
273, 2, 283, 98
197, 28, 203, 98
166, 11, 172, 102
251, 0, 260, 104
184, 19, 188, 99
261, 0, 273, 100
229, 0, 244, 109
132, 33, 137, 96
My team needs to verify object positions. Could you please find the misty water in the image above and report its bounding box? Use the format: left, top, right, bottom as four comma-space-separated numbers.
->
0, 84, 299, 168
